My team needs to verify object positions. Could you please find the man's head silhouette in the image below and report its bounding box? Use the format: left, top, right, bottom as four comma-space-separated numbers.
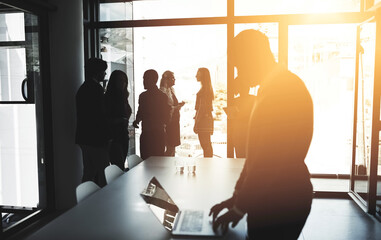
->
143, 69, 159, 90
232, 29, 276, 87
85, 58, 107, 82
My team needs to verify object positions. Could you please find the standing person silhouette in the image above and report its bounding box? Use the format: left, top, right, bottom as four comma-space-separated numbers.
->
75, 58, 109, 187
209, 29, 314, 239
159, 71, 185, 156
133, 69, 170, 160
194, 68, 214, 158
105, 70, 132, 171
229, 76, 256, 158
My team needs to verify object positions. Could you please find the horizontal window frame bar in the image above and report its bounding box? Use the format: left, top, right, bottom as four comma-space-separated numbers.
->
0, 41, 25, 48
90, 12, 375, 29
0, 101, 33, 104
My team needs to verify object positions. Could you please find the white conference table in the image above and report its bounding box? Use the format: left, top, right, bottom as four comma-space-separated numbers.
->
27, 157, 247, 240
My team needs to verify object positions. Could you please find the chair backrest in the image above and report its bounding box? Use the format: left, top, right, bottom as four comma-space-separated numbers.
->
127, 154, 143, 169
76, 181, 100, 203
104, 164, 124, 184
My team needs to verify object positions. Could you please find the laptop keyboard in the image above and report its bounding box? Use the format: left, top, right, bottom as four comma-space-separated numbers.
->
180, 210, 204, 232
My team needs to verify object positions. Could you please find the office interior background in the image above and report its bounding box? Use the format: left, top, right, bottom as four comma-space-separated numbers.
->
0, 0, 380, 238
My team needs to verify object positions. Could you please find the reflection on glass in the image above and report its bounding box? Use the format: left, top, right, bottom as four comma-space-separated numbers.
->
141, 177, 179, 231
0, 48, 27, 101
289, 24, 357, 174
100, 2, 132, 21
235, 0, 360, 16
100, 28, 136, 155
0, 13, 25, 41
134, 25, 227, 158
354, 23, 376, 202
133, 0, 226, 20
0, 105, 38, 207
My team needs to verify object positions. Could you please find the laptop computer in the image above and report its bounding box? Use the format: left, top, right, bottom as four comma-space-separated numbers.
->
140, 177, 225, 237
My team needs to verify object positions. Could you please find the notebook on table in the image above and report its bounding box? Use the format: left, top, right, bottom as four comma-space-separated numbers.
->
140, 177, 225, 237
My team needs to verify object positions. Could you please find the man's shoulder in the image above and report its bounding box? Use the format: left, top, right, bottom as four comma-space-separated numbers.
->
77, 81, 103, 98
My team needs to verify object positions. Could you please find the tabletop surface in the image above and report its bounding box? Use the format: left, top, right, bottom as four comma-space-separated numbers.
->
27, 157, 247, 240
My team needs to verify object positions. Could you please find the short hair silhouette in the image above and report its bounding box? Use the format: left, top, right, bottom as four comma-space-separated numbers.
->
143, 69, 159, 89
85, 58, 107, 79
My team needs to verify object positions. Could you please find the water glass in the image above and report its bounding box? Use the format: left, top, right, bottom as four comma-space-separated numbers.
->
175, 159, 185, 173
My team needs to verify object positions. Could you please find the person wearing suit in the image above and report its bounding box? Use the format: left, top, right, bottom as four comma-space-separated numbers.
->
133, 69, 171, 160
209, 30, 314, 239
75, 58, 109, 187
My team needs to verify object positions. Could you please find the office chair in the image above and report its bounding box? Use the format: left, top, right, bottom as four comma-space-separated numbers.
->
104, 164, 124, 184
76, 181, 100, 203
127, 154, 143, 169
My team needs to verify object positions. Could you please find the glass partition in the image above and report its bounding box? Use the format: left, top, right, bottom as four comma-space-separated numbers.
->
353, 22, 376, 203
0, 105, 38, 207
288, 24, 357, 174
0, 13, 25, 41
235, 0, 361, 16
133, 25, 227, 157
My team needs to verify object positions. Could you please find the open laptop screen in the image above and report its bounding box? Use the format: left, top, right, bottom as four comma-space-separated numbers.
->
141, 177, 180, 231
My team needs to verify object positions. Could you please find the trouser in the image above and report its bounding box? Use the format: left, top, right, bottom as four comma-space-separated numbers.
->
109, 135, 129, 171
247, 202, 311, 240
140, 130, 165, 160
80, 145, 109, 187
198, 132, 213, 157
247, 219, 308, 240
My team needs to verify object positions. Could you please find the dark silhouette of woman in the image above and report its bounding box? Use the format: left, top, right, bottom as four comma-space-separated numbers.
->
194, 67, 214, 158
160, 71, 185, 156
105, 70, 132, 170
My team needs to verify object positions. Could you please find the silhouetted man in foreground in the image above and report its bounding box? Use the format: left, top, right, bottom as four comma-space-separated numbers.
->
133, 69, 170, 160
75, 58, 109, 187
209, 30, 314, 239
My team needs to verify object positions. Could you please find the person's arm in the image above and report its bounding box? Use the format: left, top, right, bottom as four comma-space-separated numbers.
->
133, 94, 143, 128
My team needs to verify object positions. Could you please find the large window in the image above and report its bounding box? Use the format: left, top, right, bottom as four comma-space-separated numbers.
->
288, 24, 357, 174
133, 25, 227, 157
93, 1, 378, 197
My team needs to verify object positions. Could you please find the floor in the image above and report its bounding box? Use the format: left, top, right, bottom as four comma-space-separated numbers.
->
5, 198, 381, 240
298, 199, 381, 240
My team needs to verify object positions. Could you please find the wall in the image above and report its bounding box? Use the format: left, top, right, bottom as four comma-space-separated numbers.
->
47, 0, 84, 209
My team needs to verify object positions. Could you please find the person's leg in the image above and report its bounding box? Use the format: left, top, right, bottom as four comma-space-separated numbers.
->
109, 139, 126, 170
80, 145, 97, 183
151, 130, 165, 157
198, 133, 213, 157
80, 145, 108, 187
92, 145, 109, 187
140, 132, 149, 160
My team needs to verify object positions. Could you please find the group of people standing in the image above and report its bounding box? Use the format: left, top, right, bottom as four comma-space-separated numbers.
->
75, 58, 215, 187
133, 67, 215, 160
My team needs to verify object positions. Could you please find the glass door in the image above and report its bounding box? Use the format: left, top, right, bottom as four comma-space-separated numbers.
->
1, 10, 46, 233
350, 19, 380, 215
